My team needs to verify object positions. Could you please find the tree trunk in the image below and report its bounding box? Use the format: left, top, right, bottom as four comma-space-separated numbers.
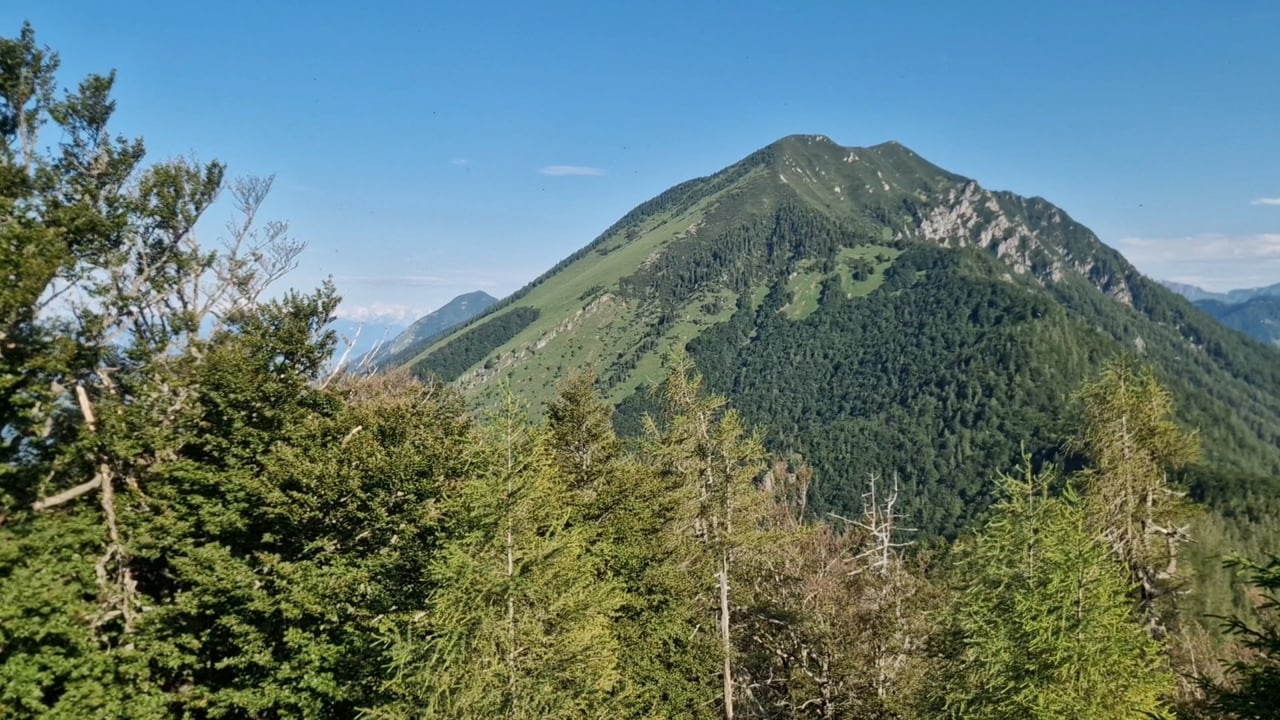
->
720, 554, 734, 720
505, 425, 517, 720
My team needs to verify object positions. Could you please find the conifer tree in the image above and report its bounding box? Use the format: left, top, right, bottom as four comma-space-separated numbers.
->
937, 460, 1174, 719
646, 353, 769, 720
378, 393, 622, 719
0, 22, 432, 717
548, 372, 718, 718
547, 371, 622, 503
1205, 556, 1280, 719
1072, 356, 1200, 636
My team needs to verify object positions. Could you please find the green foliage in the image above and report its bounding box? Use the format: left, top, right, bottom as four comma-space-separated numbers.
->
1071, 356, 1200, 636
547, 373, 720, 718
147, 365, 467, 718
1205, 556, 1280, 718
392, 125, 1280, 581
683, 244, 1104, 538
936, 462, 1175, 719
11, 22, 1280, 720
376, 395, 623, 719
0, 23, 464, 717
643, 352, 775, 720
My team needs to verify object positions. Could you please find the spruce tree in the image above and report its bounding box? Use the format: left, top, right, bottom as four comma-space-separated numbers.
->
378, 394, 622, 719
547, 372, 719, 718
938, 460, 1174, 719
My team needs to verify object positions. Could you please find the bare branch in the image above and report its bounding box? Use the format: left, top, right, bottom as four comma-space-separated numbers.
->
321, 325, 362, 389
75, 383, 97, 431
31, 475, 102, 511
341, 425, 364, 446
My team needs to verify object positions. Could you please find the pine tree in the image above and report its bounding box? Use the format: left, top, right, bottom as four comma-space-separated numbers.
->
378, 394, 622, 719
937, 460, 1174, 719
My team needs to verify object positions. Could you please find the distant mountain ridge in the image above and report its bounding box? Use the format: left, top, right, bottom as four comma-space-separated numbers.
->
1194, 296, 1280, 346
369, 290, 498, 367
1162, 280, 1280, 345
1163, 279, 1280, 304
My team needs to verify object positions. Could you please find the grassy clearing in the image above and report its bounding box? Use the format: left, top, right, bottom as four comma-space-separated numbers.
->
836, 244, 901, 298
782, 259, 824, 320
608, 288, 738, 404
779, 245, 902, 321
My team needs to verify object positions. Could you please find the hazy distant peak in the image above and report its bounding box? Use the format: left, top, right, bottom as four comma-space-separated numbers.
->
368, 290, 499, 367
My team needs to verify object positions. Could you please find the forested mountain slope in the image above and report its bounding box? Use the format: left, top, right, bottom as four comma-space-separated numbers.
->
1195, 296, 1280, 346
400, 134, 1280, 543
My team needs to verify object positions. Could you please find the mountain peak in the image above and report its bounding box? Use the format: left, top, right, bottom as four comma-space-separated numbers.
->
756, 134, 965, 198
769, 133, 840, 148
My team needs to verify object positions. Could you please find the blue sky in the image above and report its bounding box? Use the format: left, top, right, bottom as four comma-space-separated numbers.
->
9, 1, 1280, 321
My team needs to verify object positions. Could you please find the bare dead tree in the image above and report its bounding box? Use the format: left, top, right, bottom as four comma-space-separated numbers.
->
831, 473, 916, 578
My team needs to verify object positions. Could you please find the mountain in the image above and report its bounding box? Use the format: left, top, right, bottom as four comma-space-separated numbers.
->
1163, 280, 1280, 305
1163, 280, 1280, 345
1162, 280, 1228, 303
396, 134, 1280, 548
1196, 295, 1280, 345
369, 290, 497, 367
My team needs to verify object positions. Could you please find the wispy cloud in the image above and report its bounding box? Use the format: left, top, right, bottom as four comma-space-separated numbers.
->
334, 302, 422, 323
537, 165, 606, 177
1112, 233, 1280, 291
450, 158, 469, 166
1250, 197, 1280, 206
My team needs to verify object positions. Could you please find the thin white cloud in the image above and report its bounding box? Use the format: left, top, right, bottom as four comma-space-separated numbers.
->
1112, 233, 1280, 292
450, 158, 469, 166
335, 302, 422, 323
537, 165, 606, 177
1250, 197, 1280, 206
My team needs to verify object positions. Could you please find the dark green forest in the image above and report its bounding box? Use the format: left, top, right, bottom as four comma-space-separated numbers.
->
3, 25, 1279, 719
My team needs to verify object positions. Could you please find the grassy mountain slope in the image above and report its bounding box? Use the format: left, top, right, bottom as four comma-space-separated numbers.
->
399, 135, 1280, 563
